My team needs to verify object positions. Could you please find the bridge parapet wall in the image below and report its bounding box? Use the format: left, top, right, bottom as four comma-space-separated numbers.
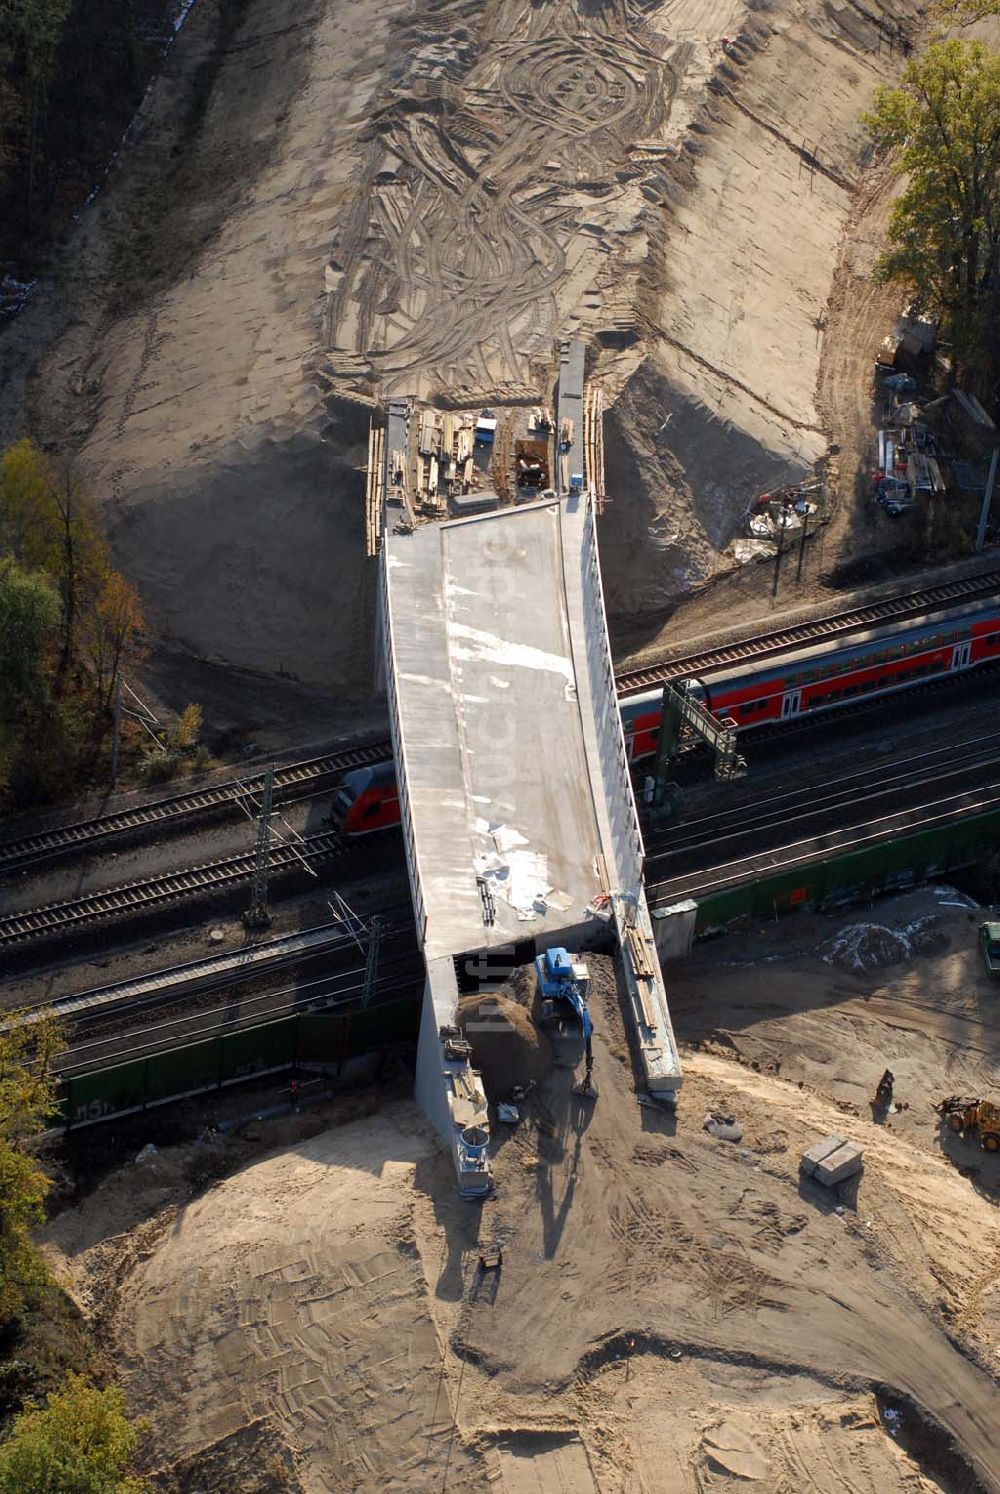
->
577, 497, 645, 898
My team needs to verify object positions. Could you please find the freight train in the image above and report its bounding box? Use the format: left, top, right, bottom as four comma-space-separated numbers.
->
332, 600, 1000, 835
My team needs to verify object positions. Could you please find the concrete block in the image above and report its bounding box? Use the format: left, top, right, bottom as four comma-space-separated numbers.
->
800, 1134, 846, 1177
813, 1141, 864, 1187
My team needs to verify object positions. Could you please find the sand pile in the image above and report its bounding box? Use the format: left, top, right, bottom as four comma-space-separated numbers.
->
456, 991, 552, 1096
820, 917, 946, 972
821, 923, 913, 971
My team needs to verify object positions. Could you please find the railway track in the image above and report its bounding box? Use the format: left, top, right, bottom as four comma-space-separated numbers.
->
3, 570, 999, 885
644, 730, 1000, 866
0, 828, 349, 946
615, 567, 1000, 695
645, 753, 1000, 907
0, 739, 388, 876
57, 933, 423, 1077
11, 728, 999, 953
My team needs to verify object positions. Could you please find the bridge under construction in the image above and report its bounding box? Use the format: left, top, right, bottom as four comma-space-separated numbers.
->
378, 341, 681, 1193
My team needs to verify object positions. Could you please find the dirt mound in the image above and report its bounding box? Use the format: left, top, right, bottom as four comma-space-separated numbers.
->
456, 991, 552, 1097
821, 923, 916, 972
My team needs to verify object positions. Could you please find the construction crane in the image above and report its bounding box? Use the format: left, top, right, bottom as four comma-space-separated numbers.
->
534, 947, 597, 1099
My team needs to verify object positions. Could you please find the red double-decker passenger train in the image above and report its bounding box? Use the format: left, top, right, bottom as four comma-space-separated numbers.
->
333, 600, 1000, 835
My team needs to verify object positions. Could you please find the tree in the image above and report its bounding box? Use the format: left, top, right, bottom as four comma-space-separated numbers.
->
0, 441, 105, 686
83, 569, 146, 715
168, 702, 202, 754
0, 556, 60, 789
1, 0, 71, 225
0, 1009, 63, 1145
0, 438, 57, 566
0, 1009, 63, 1324
0, 1376, 147, 1493
0, 1145, 50, 1324
0, 555, 59, 703
863, 40, 1000, 383
936, 0, 1000, 24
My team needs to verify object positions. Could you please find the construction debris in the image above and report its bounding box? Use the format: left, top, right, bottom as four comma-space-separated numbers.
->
800, 1134, 864, 1187
703, 1111, 743, 1142
744, 480, 820, 541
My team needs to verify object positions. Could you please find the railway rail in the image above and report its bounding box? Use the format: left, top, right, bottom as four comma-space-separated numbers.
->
15, 741, 1000, 1077
0, 828, 349, 946
57, 933, 423, 1078
643, 729, 1000, 866
614, 566, 1000, 694
645, 747, 1000, 906
0, 739, 388, 876
3, 568, 999, 887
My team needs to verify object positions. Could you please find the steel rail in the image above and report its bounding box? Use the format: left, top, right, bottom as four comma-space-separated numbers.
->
614, 567, 1000, 695
643, 731, 1000, 861
0, 828, 349, 946
4, 572, 999, 875
58, 952, 422, 1074
646, 780, 1000, 906
57, 970, 423, 1078
0, 739, 389, 875
7, 577, 1000, 872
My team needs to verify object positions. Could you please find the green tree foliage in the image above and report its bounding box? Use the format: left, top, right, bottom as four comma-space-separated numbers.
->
0, 438, 148, 805
5, 0, 71, 92
0, 556, 60, 791
0, 1375, 146, 1492
863, 40, 1000, 381
0, 1145, 50, 1323
0, 1010, 62, 1324
0, 0, 71, 220
0, 439, 106, 679
0, 554, 58, 702
936, 0, 1000, 24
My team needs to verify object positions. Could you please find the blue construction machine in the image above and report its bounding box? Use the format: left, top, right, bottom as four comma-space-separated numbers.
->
534, 947, 597, 1098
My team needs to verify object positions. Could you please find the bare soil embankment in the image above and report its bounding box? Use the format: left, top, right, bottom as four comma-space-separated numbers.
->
1, 0, 923, 743
42, 915, 1000, 1492
599, 0, 922, 625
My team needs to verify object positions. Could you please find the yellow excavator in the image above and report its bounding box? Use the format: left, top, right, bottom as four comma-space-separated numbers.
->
937, 1096, 1000, 1152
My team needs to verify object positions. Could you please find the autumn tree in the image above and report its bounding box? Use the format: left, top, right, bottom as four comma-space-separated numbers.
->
83, 569, 146, 715
863, 40, 1000, 384
0, 1009, 62, 1324
168, 702, 202, 754
0, 440, 106, 686
0, 556, 60, 791
0, 1375, 147, 1493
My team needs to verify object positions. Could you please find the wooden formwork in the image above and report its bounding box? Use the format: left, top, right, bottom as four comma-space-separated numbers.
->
584, 384, 606, 514
491, 411, 515, 503
365, 421, 385, 557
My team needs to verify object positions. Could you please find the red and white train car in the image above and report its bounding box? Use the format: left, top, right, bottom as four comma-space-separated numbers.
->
620, 600, 1000, 761
333, 600, 1000, 832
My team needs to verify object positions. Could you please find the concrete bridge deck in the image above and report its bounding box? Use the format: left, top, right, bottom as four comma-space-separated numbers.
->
384, 497, 606, 962
380, 344, 682, 1192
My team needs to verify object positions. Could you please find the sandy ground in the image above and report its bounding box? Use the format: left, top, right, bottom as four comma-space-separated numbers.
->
42, 891, 1000, 1492
0, 0, 934, 744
